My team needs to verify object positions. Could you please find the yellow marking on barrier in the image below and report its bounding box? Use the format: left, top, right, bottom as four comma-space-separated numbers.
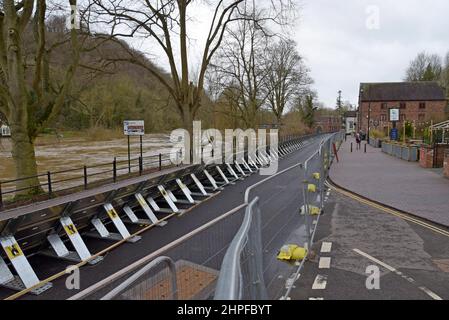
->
107, 208, 118, 219
328, 182, 449, 238
137, 196, 146, 207
5, 244, 23, 260
308, 184, 317, 193
64, 224, 78, 236
313, 173, 321, 180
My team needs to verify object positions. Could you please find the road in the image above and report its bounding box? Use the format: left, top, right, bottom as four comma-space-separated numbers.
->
290, 184, 449, 300
1, 135, 325, 300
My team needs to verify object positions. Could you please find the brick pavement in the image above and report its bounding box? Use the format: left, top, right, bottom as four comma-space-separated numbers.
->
330, 138, 449, 227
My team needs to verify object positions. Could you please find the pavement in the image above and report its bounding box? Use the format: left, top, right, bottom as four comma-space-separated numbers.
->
330, 137, 449, 227
290, 187, 449, 300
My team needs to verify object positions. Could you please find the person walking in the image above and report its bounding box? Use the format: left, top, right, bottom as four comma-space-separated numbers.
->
355, 132, 361, 150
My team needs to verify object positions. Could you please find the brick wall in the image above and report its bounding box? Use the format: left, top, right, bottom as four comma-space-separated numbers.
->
444, 151, 449, 179
420, 145, 449, 168
420, 146, 434, 168
359, 100, 447, 133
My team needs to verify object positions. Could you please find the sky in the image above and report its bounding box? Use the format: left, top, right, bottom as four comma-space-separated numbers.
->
294, 0, 449, 108
110, 0, 449, 109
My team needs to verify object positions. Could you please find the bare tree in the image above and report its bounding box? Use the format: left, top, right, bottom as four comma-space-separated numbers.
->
86, 0, 295, 134
210, 11, 271, 129
265, 39, 312, 125
405, 52, 443, 81
0, 0, 83, 195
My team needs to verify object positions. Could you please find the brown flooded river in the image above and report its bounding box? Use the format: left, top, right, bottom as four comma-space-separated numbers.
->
0, 134, 174, 198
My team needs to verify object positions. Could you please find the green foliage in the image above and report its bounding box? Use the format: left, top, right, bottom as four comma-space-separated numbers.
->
298, 95, 316, 129
370, 129, 385, 139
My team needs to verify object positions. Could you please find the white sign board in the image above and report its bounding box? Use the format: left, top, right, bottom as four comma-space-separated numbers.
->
124, 120, 145, 136
389, 109, 400, 122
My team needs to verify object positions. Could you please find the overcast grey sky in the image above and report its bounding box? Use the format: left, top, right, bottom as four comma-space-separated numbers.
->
119, 0, 449, 109
295, 0, 449, 108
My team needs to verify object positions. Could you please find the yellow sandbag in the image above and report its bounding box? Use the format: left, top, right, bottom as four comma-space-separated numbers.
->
308, 184, 317, 193
277, 245, 308, 262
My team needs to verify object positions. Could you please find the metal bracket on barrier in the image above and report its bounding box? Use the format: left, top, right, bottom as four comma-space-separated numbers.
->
262, 150, 273, 161
279, 147, 287, 156
256, 152, 266, 165
176, 179, 197, 204
203, 170, 222, 190
241, 159, 254, 173
216, 166, 232, 185
226, 163, 241, 180
42, 217, 103, 265
190, 174, 212, 196
88, 204, 141, 243
0, 235, 53, 295
157, 186, 181, 213
248, 156, 259, 169
123, 205, 151, 225
166, 187, 192, 206
255, 155, 266, 166
146, 197, 173, 214
135, 194, 168, 226
234, 162, 248, 177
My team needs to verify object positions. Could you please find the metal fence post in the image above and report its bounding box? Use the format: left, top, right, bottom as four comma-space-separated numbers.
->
139, 157, 143, 175
83, 166, 88, 190
113, 157, 117, 182
0, 182, 3, 209
47, 171, 52, 197
159, 153, 162, 171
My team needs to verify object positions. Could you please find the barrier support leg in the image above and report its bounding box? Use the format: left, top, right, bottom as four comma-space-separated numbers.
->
0, 236, 53, 295
87, 204, 141, 243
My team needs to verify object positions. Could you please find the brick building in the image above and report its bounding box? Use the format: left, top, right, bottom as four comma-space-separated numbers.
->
315, 114, 342, 133
358, 82, 448, 135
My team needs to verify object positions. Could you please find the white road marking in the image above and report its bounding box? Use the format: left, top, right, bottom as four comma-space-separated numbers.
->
319, 257, 331, 269
321, 242, 332, 253
419, 287, 443, 300
309, 297, 324, 300
312, 275, 328, 290
353, 249, 443, 300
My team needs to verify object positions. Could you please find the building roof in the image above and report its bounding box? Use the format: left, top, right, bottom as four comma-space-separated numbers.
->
344, 111, 357, 118
359, 82, 447, 102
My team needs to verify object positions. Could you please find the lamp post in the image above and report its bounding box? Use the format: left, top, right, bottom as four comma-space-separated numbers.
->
360, 87, 371, 143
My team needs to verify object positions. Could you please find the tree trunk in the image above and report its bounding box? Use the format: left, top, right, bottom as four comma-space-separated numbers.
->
9, 123, 42, 196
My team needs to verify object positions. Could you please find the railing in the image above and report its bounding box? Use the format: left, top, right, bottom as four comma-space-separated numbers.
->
214, 131, 344, 300
0, 133, 309, 210
0, 151, 180, 209
101, 256, 178, 300
214, 197, 267, 300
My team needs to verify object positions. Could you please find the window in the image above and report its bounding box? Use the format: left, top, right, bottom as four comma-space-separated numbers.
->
400, 102, 406, 109
419, 102, 426, 109
381, 103, 388, 109
380, 114, 387, 121
418, 114, 425, 121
